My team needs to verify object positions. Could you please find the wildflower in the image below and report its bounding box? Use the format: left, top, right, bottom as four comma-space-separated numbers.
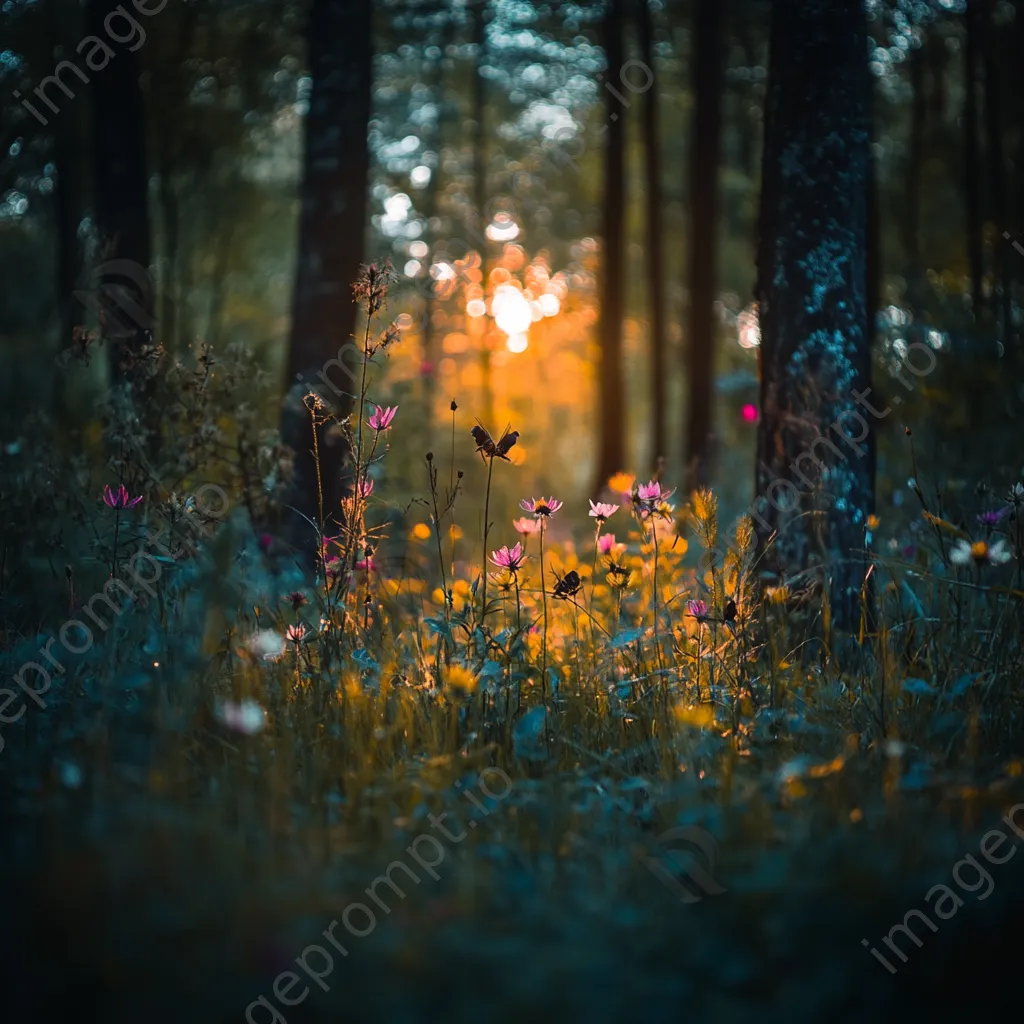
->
633, 479, 675, 517
444, 665, 479, 696
1007, 483, 1024, 507
358, 477, 374, 499
978, 507, 1010, 527
686, 599, 709, 622
607, 472, 635, 498
552, 569, 583, 600
368, 405, 398, 432
285, 591, 307, 611
490, 542, 526, 573
513, 517, 540, 536
598, 532, 617, 556
286, 623, 307, 644
353, 260, 396, 315
102, 484, 143, 509
607, 563, 631, 589
950, 538, 1012, 567
589, 500, 619, 523
214, 699, 266, 735
489, 569, 516, 593
355, 556, 378, 572
520, 496, 563, 518
247, 629, 286, 661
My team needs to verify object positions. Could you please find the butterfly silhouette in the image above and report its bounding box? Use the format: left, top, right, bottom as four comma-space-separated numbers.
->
552, 569, 583, 600
471, 421, 519, 461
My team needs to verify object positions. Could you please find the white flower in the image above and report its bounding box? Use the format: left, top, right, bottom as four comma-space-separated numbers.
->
247, 628, 285, 661
214, 699, 266, 735
1007, 482, 1024, 506
950, 538, 1012, 567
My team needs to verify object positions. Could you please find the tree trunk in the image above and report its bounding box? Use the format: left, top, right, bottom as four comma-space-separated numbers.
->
594, 0, 627, 492
905, 42, 925, 296
638, 0, 667, 471
964, 0, 985, 322
754, 0, 874, 631
281, 0, 373, 558
86, 0, 153, 360
684, 0, 725, 492
471, 0, 492, 427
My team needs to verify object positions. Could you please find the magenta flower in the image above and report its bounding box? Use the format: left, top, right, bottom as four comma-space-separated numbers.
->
588, 500, 620, 523
513, 517, 540, 536
286, 623, 307, 644
358, 478, 374, 499
598, 533, 617, 556
355, 556, 378, 572
490, 542, 526, 573
102, 484, 143, 509
686, 599, 709, 621
519, 496, 563, 518
368, 404, 398, 432
978, 507, 1010, 527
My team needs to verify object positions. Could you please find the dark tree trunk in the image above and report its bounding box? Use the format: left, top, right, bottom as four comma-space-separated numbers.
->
638, 0, 667, 471
684, 0, 725, 492
981, 0, 1011, 344
281, 0, 373, 558
471, 0, 492, 427
86, 0, 153, 397
594, 0, 627, 492
964, 0, 985, 322
905, 43, 925, 293
754, 0, 874, 631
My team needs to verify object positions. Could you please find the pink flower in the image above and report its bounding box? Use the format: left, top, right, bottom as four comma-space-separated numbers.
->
519, 496, 563, 518
598, 533, 616, 556
513, 517, 540, 536
589, 500, 619, 523
686, 599, 709, 621
368, 405, 398, 431
633, 479, 676, 517
358, 478, 374, 499
355, 556, 378, 572
102, 484, 143, 509
286, 623, 307, 643
978, 507, 1010, 527
490, 542, 525, 572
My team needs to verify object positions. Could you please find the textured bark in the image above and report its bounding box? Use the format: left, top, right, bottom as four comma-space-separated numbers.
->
638, 0, 667, 470
281, 0, 373, 558
754, 0, 874, 630
594, 0, 627, 492
684, 0, 724, 491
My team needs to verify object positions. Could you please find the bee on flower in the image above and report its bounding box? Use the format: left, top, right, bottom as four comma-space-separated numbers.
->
520, 496, 563, 518
949, 538, 1012, 567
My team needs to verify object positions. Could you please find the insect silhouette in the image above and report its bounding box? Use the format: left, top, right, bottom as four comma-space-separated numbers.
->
552, 569, 583, 600
471, 421, 519, 461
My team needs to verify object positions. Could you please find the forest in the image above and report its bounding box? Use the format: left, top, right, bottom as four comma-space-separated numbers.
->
2, 0, 1024, 1020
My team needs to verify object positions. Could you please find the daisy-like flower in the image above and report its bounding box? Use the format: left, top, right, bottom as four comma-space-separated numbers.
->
686, 599, 709, 621
513, 517, 541, 536
247, 629, 286, 661
589, 500, 620, 523
607, 564, 631, 589
978, 507, 1010, 527
490, 542, 526, 573
368, 405, 398, 432
520, 496, 563, 518
286, 623, 307, 644
598, 532, 617, 556
950, 538, 1012, 567
103, 484, 143, 509
214, 699, 266, 735
1007, 483, 1024, 507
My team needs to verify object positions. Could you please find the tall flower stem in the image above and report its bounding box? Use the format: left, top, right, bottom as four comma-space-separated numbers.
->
111, 507, 121, 579
540, 518, 548, 696
481, 454, 495, 625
